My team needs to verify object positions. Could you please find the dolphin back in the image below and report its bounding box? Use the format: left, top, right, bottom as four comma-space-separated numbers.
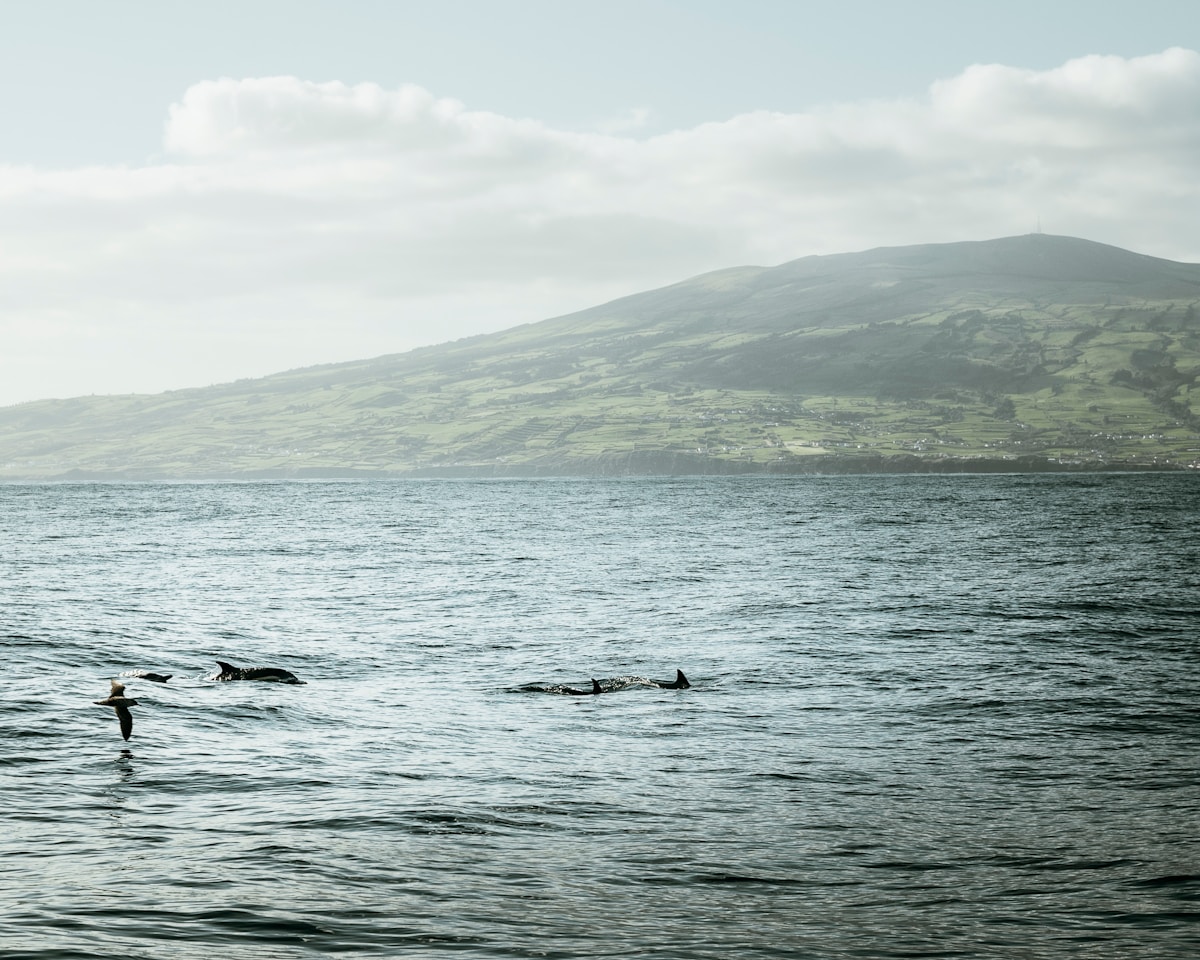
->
211, 661, 306, 684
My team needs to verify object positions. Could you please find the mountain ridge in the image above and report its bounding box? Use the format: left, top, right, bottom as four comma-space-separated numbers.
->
3, 234, 1199, 479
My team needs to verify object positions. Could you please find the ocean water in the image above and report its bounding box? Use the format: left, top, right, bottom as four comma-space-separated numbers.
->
2, 474, 1198, 959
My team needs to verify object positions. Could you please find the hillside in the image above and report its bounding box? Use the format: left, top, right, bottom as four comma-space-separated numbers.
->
3, 233, 1200, 479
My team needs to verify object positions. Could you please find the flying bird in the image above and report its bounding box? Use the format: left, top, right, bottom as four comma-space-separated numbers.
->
94, 679, 139, 741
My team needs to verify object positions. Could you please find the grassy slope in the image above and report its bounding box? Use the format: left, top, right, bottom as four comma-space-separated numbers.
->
2, 234, 1199, 479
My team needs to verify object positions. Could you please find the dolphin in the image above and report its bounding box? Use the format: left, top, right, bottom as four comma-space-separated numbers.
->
521, 671, 691, 695
94, 680, 138, 741
580, 670, 691, 692
518, 679, 602, 695
653, 669, 690, 690
209, 660, 306, 684
563, 679, 603, 696
120, 670, 171, 683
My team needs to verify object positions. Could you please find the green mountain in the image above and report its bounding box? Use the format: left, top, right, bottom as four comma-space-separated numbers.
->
3, 233, 1200, 479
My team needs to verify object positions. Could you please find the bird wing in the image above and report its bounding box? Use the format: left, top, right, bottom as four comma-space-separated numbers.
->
116, 705, 133, 741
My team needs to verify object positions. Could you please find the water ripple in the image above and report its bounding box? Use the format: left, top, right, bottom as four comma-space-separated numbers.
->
1, 475, 1198, 959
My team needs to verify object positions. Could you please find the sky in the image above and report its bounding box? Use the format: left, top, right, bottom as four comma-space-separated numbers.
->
2, 0, 1199, 407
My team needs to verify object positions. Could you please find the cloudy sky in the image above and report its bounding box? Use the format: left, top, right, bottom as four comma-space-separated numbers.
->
2, 0, 1199, 406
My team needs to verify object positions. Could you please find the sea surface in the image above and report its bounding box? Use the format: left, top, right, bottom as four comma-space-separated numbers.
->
2, 474, 1198, 959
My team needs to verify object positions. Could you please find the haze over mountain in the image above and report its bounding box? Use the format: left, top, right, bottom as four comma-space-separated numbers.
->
2, 233, 1198, 480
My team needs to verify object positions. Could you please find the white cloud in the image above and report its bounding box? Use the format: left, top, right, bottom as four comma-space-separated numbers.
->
2, 48, 1200, 406
164, 77, 465, 156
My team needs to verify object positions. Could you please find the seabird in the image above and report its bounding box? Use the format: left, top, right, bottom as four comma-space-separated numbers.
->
94, 679, 138, 741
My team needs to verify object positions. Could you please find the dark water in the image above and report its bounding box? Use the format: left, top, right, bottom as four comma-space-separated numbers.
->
2, 475, 1198, 959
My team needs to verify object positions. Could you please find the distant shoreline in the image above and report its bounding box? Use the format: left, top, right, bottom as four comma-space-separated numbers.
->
3, 453, 1192, 483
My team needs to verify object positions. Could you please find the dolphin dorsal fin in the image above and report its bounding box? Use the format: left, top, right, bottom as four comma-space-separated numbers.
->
216, 660, 236, 672
591, 679, 602, 695
676, 669, 690, 688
